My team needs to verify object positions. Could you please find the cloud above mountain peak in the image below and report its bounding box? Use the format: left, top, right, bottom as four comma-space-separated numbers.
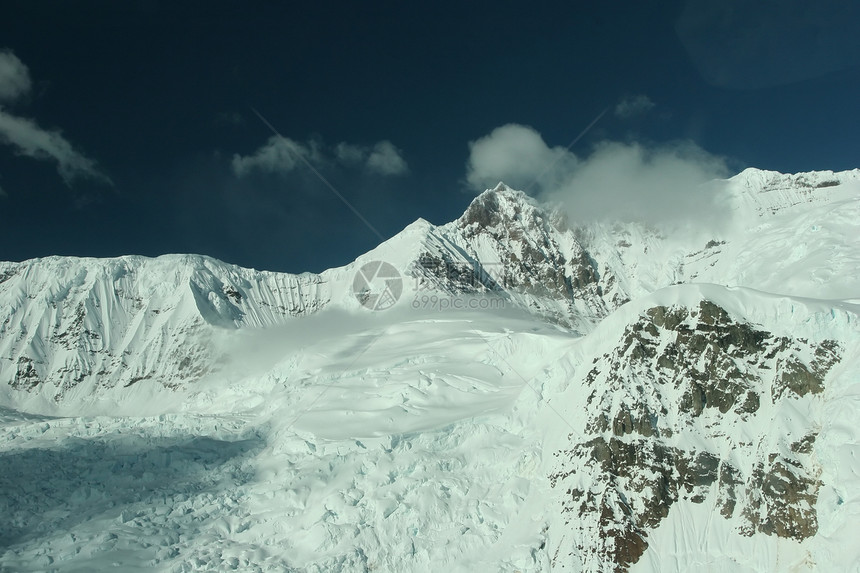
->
465, 123, 731, 231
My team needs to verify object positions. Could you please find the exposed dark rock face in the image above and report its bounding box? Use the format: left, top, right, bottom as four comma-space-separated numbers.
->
440, 186, 617, 326
550, 300, 841, 572
12, 357, 39, 390
551, 437, 731, 572
410, 252, 504, 295
458, 188, 592, 300
461, 189, 506, 230
741, 456, 821, 541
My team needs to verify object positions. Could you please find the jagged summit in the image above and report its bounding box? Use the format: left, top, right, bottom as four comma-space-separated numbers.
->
458, 182, 561, 234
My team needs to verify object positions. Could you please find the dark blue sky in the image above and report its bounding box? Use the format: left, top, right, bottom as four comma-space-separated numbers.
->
1, 1, 858, 273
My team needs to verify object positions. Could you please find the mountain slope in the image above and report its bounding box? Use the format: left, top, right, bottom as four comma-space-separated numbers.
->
1, 168, 858, 572
545, 285, 857, 571
0, 254, 331, 408
0, 183, 614, 405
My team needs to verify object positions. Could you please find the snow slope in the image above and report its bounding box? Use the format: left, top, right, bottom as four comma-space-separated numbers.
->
1, 168, 859, 572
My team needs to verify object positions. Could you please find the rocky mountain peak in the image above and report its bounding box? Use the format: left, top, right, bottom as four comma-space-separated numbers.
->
458, 183, 553, 234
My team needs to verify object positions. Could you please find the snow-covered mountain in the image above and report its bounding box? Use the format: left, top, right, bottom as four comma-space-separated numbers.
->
1, 168, 858, 572
0, 182, 614, 405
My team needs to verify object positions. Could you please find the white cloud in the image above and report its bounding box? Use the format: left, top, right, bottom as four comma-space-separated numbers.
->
545, 140, 730, 228
366, 140, 408, 176
334, 142, 366, 165
465, 123, 732, 230
0, 50, 111, 188
0, 50, 31, 103
234, 136, 408, 177
231, 135, 323, 177
614, 94, 655, 118
0, 110, 111, 185
465, 124, 578, 192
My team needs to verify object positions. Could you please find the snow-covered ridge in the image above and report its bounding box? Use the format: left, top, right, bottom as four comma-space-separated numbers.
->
2, 167, 858, 404
0, 182, 613, 403
0, 254, 335, 407
729, 166, 860, 217
0, 253, 327, 327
